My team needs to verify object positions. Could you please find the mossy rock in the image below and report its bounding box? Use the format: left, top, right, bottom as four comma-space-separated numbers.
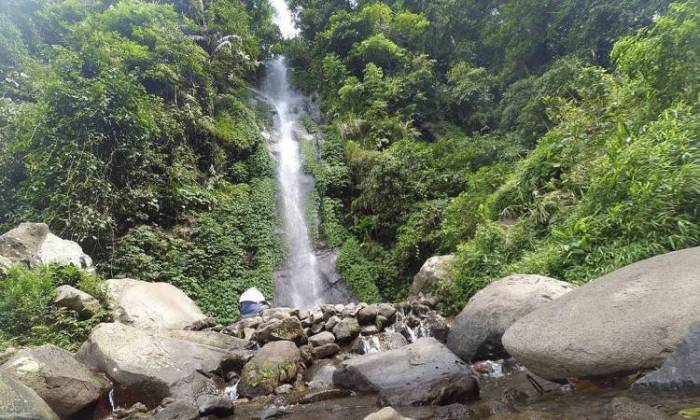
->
238, 341, 302, 397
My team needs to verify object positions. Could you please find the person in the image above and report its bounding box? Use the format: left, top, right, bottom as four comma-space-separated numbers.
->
239, 287, 269, 318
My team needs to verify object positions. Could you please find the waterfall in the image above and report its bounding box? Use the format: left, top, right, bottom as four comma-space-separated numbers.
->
264, 1, 323, 308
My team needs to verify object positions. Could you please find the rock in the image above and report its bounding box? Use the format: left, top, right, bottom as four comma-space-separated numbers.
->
351, 332, 408, 355
632, 323, 700, 396
448, 274, 574, 362
53, 285, 102, 318
310, 321, 325, 335
503, 248, 700, 381
376, 303, 397, 321
312, 343, 340, 359
434, 403, 475, 420
262, 307, 297, 321
0, 255, 13, 273
422, 312, 450, 343
364, 407, 412, 420
1, 344, 109, 418
320, 304, 338, 320
309, 331, 335, 347
77, 323, 233, 407
196, 393, 234, 417
0, 223, 93, 270
164, 329, 250, 351
325, 315, 341, 331
299, 388, 351, 404
361, 325, 379, 336
334, 338, 478, 406
275, 384, 293, 394
357, 305, 379, 325
305, 359, 337, 389
105, 278, 207, 331
411, 255, 455, 296
376, 315, 389, 331
0, 373, 59, 419
238, 341, 302, 398
153, 401, 199, 420
255, 317, 306, 345
607, 397, 668, 420
332, 317, 360, 343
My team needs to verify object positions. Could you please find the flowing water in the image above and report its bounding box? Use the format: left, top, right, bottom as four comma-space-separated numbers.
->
265, 0, 355, 308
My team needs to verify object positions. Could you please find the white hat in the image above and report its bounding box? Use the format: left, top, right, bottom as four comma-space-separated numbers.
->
239, 287, 266, 303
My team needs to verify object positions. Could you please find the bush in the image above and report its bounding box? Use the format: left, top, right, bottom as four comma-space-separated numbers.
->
0, 265, 109, 351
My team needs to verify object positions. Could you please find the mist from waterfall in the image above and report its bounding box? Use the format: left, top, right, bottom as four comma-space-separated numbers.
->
265, 1, 323, 308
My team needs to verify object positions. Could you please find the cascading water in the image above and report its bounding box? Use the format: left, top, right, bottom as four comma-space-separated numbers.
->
265, 0, 335, 308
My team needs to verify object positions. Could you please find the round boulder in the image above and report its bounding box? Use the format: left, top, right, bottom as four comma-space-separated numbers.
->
105, 278, 207, 331
1, 345, 109, 418
447, 274, 574, 361
0, 373, 59, 419
238, 341, 301, 398
410, 255, 455, 296
503, 247, 700, 381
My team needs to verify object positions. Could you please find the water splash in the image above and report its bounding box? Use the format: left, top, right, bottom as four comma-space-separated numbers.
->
225, 379, 240, 401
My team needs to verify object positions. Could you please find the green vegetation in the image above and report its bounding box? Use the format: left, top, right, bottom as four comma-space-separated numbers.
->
289, 0, 699, 308
0, 0, 282, 325
0, 266, 109, 351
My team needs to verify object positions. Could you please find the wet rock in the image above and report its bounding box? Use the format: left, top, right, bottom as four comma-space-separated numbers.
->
310, 321, 326, 335
238, 341, 302, 398
357, 305, 380, 325
311, 343, 340, 359
333, 317, 361, 343
448, 274, 574, 362
325, 315, 341, 331
607, 397, 668, 420
1, 344, 109, 418
361, 325, 379, 336
299, 345, 313, 365
320, 304, 338, 320
0, 222, 93, 270
351, 332, 408, 355
434, 403, 475, 420
503, 247, 700, 381
305, 359, 336, 389
105, 278, 207, 331
309, 331, 335, 347
255, 317, 306, 345
490, 410, 563, 420
77, 323, 231, 407
411, 255, 455, 297
364, 407, 412, 420
53, 285, 102, 318
299, 388, 351, 404
153, 401, 199, 420
422, 312, 450, 343
376, 315, 389, 331
334, 338, 477, 406
632, 323, 700, 396
0, 373, 59, 419
410, 302, 430, 317
196, 393, 234, 417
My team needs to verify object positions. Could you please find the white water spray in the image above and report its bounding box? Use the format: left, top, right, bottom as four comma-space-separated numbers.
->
265, 1, 324, 308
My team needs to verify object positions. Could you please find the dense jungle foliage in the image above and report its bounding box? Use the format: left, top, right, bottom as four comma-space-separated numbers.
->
0, 0, 283, 347
287, 0, 700, 307
0, 0, 698, 351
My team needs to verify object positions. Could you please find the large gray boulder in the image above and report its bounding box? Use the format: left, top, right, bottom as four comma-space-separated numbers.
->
447, 274, 574, 362
105, 278, 207, 331
238, 341, 302, 398
333, 338, 478, 406
0, 223, 93, 270
77, 323, 234, 407
1, 345, 109, 418
632, 323, 700, 396
0, 373, 59, 419
410, 255, 455, 296
503, 247, 700, 381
